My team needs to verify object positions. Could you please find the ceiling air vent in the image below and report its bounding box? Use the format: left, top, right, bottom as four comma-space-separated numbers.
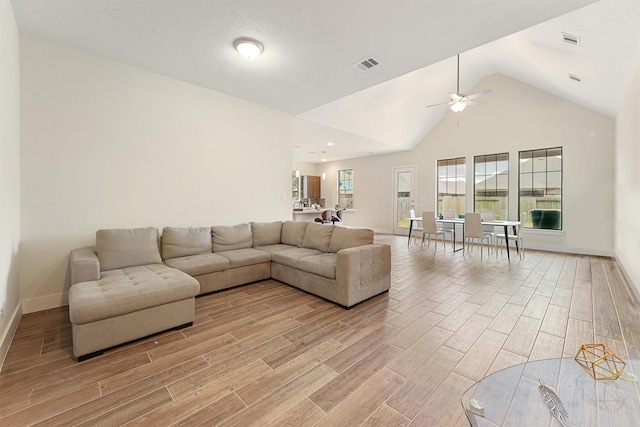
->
562, 32, 580, 46
568, 74, 582, 83
354, 57, 380, 71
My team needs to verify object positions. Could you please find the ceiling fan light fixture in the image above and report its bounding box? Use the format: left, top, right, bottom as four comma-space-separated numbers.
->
233, 37, 263, 59
450, 101, 467, 112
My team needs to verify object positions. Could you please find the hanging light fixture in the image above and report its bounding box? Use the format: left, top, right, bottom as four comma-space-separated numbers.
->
233, 37, 264, 59
450, 101, 467, 112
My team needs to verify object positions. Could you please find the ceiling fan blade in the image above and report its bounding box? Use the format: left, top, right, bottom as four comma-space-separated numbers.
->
466, 89, 493, 100
425, 101, 453, 108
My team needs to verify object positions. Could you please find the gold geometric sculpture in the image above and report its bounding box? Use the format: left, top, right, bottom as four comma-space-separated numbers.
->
574, 343, 626, 380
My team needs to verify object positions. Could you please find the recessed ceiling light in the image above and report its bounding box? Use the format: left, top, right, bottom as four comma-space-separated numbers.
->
233, 37, 264, 59
327, 142, 334, 146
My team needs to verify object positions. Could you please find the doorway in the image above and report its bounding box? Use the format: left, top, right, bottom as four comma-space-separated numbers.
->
393, 165, 417, 235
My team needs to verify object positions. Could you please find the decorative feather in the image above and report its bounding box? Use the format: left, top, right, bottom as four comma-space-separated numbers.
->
538, 379, 574, 427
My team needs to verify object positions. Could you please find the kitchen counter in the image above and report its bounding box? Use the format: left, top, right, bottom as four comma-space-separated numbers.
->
292, 209, 323, 222
292, 208, 354, 222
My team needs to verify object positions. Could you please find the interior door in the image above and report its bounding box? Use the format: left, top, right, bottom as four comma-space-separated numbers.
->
393, 165, 417, 235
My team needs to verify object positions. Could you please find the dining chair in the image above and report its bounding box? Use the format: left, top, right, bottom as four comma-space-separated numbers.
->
496, 212, 526, 258
480, 210, 497, 250
440, 209, 456, 245
464, 212, 493, 258
314, 210, 332, 224
331, 209, 343, 225
420, 211, 446, 250
409, 209, 422, 245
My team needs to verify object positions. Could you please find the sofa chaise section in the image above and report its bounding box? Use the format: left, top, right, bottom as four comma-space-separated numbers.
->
68, 227, 199, 360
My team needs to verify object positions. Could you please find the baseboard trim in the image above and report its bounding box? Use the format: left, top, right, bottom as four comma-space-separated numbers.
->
614, 255, 640, 303
22, 292, 69, 314
0, 302, 23, 372
498, 242, 614, 257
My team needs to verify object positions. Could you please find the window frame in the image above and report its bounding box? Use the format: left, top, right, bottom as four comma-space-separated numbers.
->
518, 147, 563, 230
473, 152, 509, 220
338, 169, 354, 209
436, 157, 466, 217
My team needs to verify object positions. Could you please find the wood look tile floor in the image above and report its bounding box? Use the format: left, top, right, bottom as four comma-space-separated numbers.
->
2, 235, 640, 426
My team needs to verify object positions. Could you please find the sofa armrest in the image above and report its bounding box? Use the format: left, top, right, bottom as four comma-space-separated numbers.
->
70, 247, 100, 285
336, 243, 391, 307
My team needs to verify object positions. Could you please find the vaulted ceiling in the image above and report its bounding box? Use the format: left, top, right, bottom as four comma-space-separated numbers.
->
11, 0, 640, 163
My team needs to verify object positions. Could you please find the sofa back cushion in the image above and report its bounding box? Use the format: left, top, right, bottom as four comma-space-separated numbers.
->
96, 227, 162, 271
251, 221, 283, 247
281, 221, 308, 247
328, 227, 374, 253
212, 223, 253, 252
302, 222, 335, 252
161, 227, 212, 260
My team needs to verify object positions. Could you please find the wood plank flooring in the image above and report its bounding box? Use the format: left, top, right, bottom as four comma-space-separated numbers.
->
2, 235, 640, 426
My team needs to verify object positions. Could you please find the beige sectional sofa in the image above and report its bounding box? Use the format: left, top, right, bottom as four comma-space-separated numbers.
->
68, 221, 391, 360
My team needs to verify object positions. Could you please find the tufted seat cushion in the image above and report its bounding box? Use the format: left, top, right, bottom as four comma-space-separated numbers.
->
69, 264, 199, 325
217, 248, 271, 268
298, 253, 338, 279
271, 247, 323, 269
163, 253, 230, 276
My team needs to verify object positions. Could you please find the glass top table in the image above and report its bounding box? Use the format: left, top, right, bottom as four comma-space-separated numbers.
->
461, 357, 640, 426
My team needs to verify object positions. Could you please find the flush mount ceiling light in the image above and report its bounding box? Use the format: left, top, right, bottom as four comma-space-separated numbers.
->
233, 37, 263, 59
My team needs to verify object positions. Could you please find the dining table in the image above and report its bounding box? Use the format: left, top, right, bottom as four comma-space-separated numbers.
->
408, 216, 522, 260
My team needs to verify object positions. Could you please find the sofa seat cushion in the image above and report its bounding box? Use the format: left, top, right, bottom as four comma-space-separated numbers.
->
163, 253, 230, 276
217, 248, 271, 268
271, 247, 323, 269
254, 244, 295, 255
298, 253, 337, 279
69, 264, 199, 324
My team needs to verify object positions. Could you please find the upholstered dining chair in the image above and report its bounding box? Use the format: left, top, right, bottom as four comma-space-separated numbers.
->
464, 212, 493, 258
420, 211, 446, 251
314, 210, 332, 224
331, 209, 343, 225
495, 212, 526, 258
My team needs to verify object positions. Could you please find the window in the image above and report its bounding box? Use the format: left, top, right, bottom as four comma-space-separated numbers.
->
519, 147, 562, 230
437, 157, 466, 217
474, 153, 509, 219
292, 171, 300, 202
338, 169, 354, 209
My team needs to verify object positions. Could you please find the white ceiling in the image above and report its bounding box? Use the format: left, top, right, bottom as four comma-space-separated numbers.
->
11, 0, 640, 163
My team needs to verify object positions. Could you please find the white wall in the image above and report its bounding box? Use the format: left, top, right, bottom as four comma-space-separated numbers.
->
19, 35, 293, 312
615, 59, 640, 297
0, 0, 21, 365
323, 74, 615, 255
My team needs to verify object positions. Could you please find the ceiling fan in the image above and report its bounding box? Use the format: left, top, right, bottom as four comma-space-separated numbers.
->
425, 55, 492, 112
